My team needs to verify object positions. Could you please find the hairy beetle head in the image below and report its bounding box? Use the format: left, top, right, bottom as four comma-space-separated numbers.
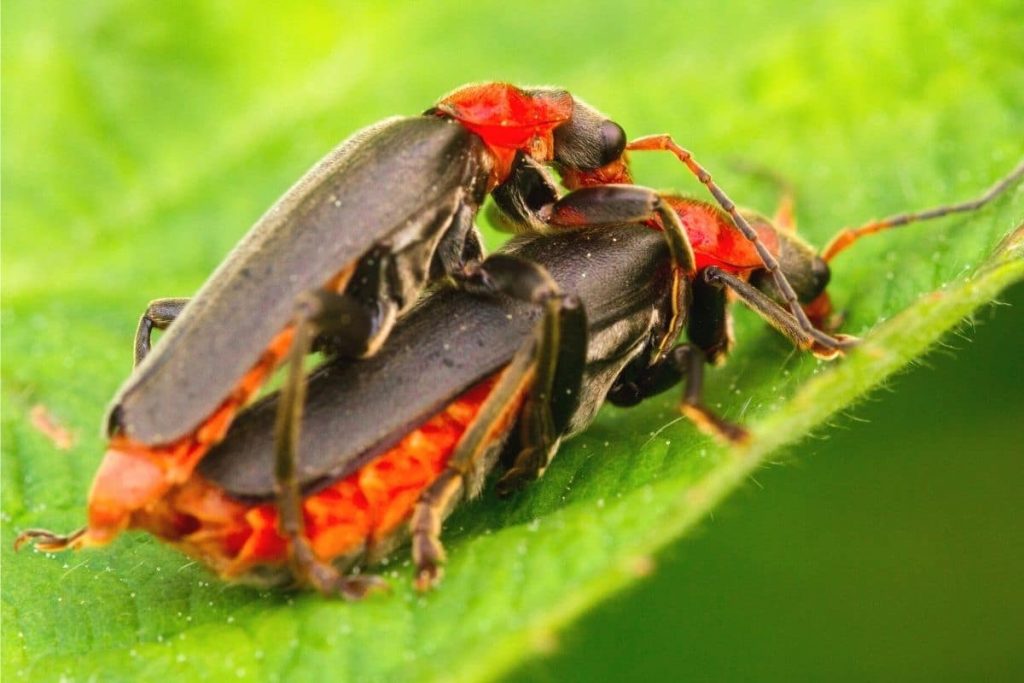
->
549, 96, 627, 171
750, 230, 832, 304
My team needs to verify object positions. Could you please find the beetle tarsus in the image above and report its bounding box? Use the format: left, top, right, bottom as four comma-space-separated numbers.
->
680, 404, 751, 446
414, 563, 443, 593
337, 574, 391, 601
809, 333, 859, 359
410, 468, 459, 591
288, 535, 388, 600
14, 526, 86, 552
673, 344, 751, 446
495, 444, 554, 496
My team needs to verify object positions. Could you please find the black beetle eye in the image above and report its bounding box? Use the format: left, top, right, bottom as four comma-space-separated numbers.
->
599, 121, 627, 166
810, 256, 831, 294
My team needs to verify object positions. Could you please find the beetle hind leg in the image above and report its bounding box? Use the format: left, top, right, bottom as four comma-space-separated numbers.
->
410, 469, 463, 591
411, 256, 588, 589
703, 266, 857, 359
287, 534, 388, 600
409, 345, 539, 591
271, 291, 387, 598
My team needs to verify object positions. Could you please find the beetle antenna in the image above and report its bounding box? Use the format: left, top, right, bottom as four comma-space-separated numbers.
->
727, 158, 797, 231
821, 160, 1024, 262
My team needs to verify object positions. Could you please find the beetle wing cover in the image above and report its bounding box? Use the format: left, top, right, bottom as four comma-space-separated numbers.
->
201, 225, 671, 498
111, 117, 486, 445
200, 289, 536, 498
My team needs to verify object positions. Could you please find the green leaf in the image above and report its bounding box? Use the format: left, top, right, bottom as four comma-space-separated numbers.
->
2, 1, 1022, 682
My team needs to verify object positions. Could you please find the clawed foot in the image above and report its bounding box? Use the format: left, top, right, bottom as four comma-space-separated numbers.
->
810, 333, 860, 360
681, 404, 751, 446
414, 560, 443, 593
495, 467, 533, 497
303, 563, 390, 600
14, 527, 86, 552
291, 537, 389, 600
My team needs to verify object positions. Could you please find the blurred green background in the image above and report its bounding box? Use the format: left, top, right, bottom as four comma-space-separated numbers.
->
3, 0, 1022, 680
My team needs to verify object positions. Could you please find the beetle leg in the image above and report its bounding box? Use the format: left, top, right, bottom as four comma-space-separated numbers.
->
702, 266, 857, 360
821, 160, 1024, 261
412, 256, 587, 588
626, 135, 855, 355
431, 201, 486, 278
14, 526, 87, 552
607, 351, 684, 408
536, 185, 697, 360
134, 297, 189, 366
675, 344, 750, 444
487, 153, 562, 234
687, 274, 734, 365
496, 297, 587, 495
607, 343, 748, 444
272, 291, 386, 598
454, 254, 588, 479
409, 340, 539, 590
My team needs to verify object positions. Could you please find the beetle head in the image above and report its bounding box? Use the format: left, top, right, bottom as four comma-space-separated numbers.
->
549, 95, 630, 186
749, 228, 832, 305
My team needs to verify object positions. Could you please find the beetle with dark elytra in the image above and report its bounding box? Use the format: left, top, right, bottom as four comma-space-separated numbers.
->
18, 157, 1021, 597
11, 83, 861, 588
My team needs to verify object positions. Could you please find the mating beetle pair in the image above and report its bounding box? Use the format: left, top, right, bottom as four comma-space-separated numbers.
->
119, 164, 1021, 597
16, 82, 1024, 597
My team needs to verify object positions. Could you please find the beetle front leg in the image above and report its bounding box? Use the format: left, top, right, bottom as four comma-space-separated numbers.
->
491, 161, 696, 359
430, 201, 486, 279
134, 297, 189, 366
272, 291, 386, 598
703, 266, 856, 360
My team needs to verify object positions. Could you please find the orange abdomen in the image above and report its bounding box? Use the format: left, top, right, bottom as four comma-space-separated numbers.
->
130, 375, 504, 580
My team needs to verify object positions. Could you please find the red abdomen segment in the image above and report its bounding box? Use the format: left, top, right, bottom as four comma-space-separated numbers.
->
129, 374, 508, 580
80, 328, 297, 547
663, 196, 780, 273
81, 270, 361, 549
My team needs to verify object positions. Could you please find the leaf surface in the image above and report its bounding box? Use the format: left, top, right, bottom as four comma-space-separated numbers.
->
2, 1, 1022, 681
